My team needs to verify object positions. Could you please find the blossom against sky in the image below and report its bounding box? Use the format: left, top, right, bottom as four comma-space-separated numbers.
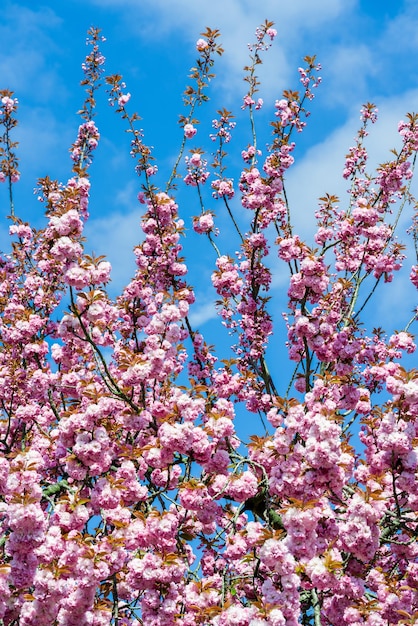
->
1, 0, 417, 332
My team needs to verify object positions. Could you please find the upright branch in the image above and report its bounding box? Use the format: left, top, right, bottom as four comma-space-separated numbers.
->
0, 90, 20, 216
167, 27, 224, 191
72, 26, 106, 176
242, 19, 277, 162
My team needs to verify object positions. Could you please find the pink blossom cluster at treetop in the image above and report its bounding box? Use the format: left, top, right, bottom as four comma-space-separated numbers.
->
0, 21, 417, 626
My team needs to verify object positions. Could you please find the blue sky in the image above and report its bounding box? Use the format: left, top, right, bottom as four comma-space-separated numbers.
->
1, 0, 417, 365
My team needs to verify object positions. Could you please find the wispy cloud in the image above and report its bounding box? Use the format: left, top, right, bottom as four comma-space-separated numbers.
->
85, 0, 354, 104
188, 298, 218, 328
83, 180, 142, 293
0, 4, 64, 100
284, 87, 418, 242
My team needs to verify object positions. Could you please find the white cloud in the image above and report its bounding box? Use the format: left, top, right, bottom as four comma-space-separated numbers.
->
83, 187, 142, 294
320, 43, 377, 107
283, 87, 418, 243
382, 0, 418, 53
90, 0, 350, 32
16, 108, 75, 178
188, 298, 218, 327
86, 0, 354, 103
0, 5, 64, 101
370, 267, 417, 332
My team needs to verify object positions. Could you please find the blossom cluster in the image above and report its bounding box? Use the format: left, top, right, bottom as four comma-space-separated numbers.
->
0, 21, 417, 626
0, 91, 20, 187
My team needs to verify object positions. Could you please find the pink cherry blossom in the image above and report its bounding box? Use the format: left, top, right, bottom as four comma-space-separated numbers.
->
117, 92, 131, 106
0, 21, 417, 626
184, 123, 197, 138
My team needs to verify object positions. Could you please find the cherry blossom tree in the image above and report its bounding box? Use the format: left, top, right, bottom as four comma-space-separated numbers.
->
0, 22, 417, 626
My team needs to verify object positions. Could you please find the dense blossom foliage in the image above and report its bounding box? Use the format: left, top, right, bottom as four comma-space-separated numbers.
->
0, 22, 417, 626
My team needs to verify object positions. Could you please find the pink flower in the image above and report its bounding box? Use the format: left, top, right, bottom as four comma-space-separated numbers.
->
189, 152, 202, 166
227, 470, 258, 502
410, 265, 418, 288
1, 95, 17, 112
196, 38, 209, 51
117, 92, 131, 107
193, 213, 214, 234
184, 123, 197, 138
389, 331, 416, 353
242, 94, 255, 109
146, 165, 158, 176
211, 178, 234, 199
